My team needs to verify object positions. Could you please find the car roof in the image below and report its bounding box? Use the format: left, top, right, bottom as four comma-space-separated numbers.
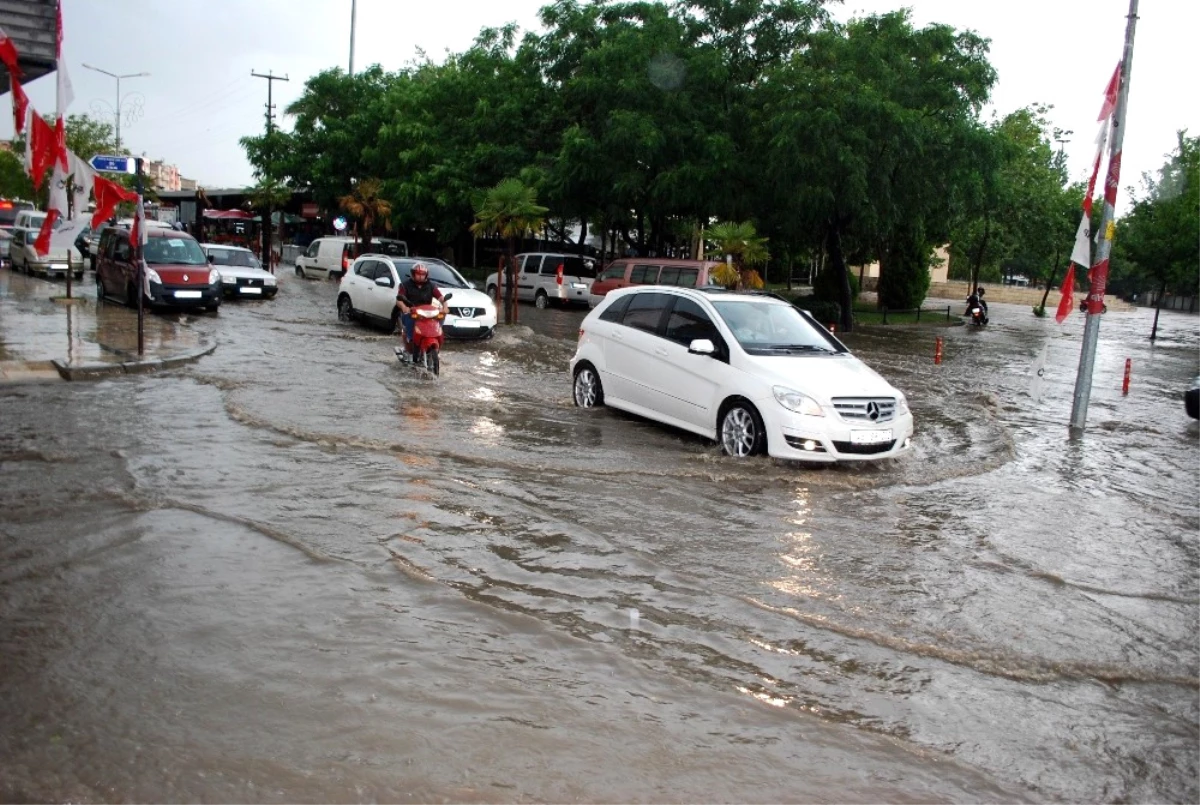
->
147, 228, 196, 240
201, 243, 252, 252
610, 257, 721, 266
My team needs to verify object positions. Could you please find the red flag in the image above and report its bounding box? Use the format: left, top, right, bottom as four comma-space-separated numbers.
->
10, 75, 28, 135
1087, 259, 1110, 315
1097, 62, 1121, 121
28, 112, 56, 189
53, 115, 68, 172
90, 174, 138, 229
1055, 263, 1076, 324
0, 26, 19, 75
33, 209, 59, 257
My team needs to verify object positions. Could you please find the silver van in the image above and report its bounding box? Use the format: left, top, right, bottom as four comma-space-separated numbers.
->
484, 252, 597, 308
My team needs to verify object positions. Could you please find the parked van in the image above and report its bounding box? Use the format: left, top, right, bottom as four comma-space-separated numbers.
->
587, 257, 722, 308
295, 236, 362, 280
8, 209, 84, 279
96, 226, 222, 311
483, 252, 598, 308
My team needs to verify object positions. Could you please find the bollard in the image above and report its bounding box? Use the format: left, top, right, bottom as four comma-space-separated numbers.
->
934, 336, 943, 365
1122, 358, 1131, 395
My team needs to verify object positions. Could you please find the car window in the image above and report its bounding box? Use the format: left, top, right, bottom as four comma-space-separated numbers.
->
630, 264, 660, 284
377, 262, 398, 285
113, 237, 132, 262
663, 296, 721, 347
566, 256, 597, 278
712, 300, 838, 353
391, 259, 413, 283
675, 268, 700, 288
207, 248, 256, 267
306, 241, 321, 258
598, 293, 632, 322
539, 257, 560, 276
145, 236, 207, 266
600, 263, 627, 281
522, 255, 543, 274
354, 260, 374, 279
424, 261, 470, 289
621, 292, 669, 334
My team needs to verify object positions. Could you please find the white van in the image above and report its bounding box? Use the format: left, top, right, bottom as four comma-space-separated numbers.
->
295, 237, 366, 280
483, 252, 598, 308
8, 209, 83, 279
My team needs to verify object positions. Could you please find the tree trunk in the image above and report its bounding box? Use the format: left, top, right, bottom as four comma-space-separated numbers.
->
1150, 279, 1166, 341
971, 214, 991, 292
1039, 243, 1063, 310
826, 222, 853, 333
578, 217, 588, 257
504, 237, 518, 326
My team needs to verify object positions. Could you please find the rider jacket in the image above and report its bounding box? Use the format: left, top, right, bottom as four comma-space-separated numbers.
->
397, 278, 443, 308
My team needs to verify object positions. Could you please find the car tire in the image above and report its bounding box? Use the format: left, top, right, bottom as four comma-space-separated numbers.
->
295, 263, 304, 277
389, 309, 401, 335
337, 293, 355, 322
330, 270, 341, 281
573, 364, 604, 408
95, 275, 105, 302
535, 291, 549, 309
719, 400, 766, 458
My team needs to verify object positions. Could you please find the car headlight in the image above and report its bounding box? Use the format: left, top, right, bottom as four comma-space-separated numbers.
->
208, 269, 221, 285
895, 394, 909, 415
773, 386, 824, 416
221, 273, 236, 284
145, 267, 162, 284
265, 276, 277, 286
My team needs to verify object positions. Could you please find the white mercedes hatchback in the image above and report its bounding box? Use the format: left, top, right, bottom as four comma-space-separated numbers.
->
570, 287, 914, 463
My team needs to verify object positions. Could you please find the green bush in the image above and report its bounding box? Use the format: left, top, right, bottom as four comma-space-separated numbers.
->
811, 267, 859, 303
1032, 305, 1047, 318
792, 296, 841, 327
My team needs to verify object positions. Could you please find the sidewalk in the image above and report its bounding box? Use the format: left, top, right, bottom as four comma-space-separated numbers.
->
0, 267, 215, 385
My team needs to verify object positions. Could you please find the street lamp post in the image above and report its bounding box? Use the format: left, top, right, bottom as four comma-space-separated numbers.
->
81, 64, 149, 151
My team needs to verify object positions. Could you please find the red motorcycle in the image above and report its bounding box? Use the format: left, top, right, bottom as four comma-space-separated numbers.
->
395, 293, 452, 376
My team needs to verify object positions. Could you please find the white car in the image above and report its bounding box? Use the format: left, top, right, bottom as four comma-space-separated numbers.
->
8, 209, 83, 279
337, 254, 497, 338
570, 286, 914, 463
201, 243, 278, 299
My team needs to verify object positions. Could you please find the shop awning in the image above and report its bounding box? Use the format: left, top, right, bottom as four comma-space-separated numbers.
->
203, 209, 254, 220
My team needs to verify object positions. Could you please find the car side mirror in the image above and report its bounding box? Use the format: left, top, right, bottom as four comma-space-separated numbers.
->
468, 281, 476, 290
207, 254, 215, 263
443, 292, 453, 303
375, 276, 394, 288
688, 338, 716, 356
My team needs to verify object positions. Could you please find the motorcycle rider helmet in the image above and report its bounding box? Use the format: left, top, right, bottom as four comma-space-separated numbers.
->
412, 263, 429, 282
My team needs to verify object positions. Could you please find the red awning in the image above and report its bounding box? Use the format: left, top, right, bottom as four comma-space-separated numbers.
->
203, 209, 254, 220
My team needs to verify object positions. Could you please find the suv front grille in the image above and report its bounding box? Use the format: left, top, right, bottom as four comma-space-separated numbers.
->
449, 307, 482, 318
831, 397, 896, 423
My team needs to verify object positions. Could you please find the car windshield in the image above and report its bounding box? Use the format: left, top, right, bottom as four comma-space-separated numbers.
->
207, 248, 257, 268
711, 300, 840, 354
394, 259, 470, 289
144, 236, 208, 266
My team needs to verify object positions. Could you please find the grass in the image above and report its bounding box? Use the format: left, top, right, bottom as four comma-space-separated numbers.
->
852, 304, 957, 326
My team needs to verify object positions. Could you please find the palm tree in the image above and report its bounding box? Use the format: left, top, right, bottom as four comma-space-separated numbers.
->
339, 178, 392, 251
705, 221, 770, 290
470, 178, 548, 325
247, 176, 291, 271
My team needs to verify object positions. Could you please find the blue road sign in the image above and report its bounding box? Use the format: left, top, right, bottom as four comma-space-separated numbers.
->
89, 154, 136, 174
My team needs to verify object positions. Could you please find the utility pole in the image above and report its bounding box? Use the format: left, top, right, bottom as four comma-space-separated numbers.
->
251, 69, 289, 271
349, 0, 358, 75
1069, 0, 1139, 435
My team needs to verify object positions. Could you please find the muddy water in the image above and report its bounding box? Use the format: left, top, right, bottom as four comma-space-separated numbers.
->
1, 272, 1196, 802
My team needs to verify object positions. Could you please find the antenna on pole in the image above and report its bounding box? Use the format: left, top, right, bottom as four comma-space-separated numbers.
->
251, 70, 290, 272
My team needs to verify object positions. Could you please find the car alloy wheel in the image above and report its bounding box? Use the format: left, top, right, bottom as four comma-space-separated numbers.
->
720, 403, 766, 458
535, 291, 549, 309
95, 275, 105, 302
573, 365, 604, 408
295, 264, 304, 277
337, 294, 355, 322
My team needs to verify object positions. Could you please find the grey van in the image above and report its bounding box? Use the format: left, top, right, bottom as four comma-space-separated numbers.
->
484, 252, 597, 308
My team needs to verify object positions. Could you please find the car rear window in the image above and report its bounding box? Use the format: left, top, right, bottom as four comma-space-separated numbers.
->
621, 292, 670, 333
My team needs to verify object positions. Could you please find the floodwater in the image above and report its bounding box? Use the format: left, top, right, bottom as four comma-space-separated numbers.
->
1, 270, 1196, 803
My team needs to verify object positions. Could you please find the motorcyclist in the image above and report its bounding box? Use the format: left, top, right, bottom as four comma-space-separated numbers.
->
965, 286, 989, 324
395, 262, 447, 361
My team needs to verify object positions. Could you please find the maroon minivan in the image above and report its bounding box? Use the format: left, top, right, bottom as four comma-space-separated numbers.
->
97, 228, 222, 311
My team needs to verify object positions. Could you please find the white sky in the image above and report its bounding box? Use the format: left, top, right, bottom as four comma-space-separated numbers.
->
4, 0, 1195, 214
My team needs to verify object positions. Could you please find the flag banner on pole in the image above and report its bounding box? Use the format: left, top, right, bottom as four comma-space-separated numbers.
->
1087, 258, 1111, 315
28, 112, 56, 189
54, 1, 73, 112
130, 194, 146, 249
1055, 263, 1076, 324
1069, 213, 1092, 268
0, 26, 19, 75
10, 76, 28, 135
67, 149, 96, 215
32, 209, 59, 257
1028, 340, 1050, 401
91, 175, 138, 229
1097, 62, 1121, 121
1083, 120, 1109, 218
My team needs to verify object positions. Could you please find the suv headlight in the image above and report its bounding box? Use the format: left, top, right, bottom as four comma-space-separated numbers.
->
208, 269, 221, 285
265, 275, 277, 286
896, 394, 910, 415
221, 273, 236, 284
773, 386, 824, 416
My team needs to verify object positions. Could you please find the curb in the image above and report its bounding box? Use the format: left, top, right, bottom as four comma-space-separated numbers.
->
51, 343, 217, 382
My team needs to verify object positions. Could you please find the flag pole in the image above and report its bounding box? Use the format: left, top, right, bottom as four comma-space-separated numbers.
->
1069, 0, 1139, 435
136, 157, 144, 356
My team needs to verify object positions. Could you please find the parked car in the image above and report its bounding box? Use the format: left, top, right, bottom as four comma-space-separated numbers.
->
295, 236, 362, 280
96, 227, 221, 312
7, 209, 84, 279
90, 218, 172, 271
484, 252, 597, 308
337, 254, 497, 339
201, 243, 279, 299
570, 286, 914, 463
373, 237, 409, 257
588, 257, 722, 308
0, 226, 12, 268
1186, 376, 1199, 419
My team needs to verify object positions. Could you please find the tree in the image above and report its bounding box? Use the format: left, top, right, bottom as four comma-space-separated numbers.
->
470, 178, 548, 325
339, 177, 392, 250
248, 176, 291, 270
705, 220, 769, 289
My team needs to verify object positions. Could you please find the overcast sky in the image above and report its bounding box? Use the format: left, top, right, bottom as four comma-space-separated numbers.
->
5, 0, 1195, 212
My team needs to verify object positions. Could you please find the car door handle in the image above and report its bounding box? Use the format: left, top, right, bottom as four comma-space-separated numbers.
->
611, 331, 624, 341
654, 348, 668, 357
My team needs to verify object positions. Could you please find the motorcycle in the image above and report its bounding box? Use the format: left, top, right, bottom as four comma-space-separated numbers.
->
395, 293, 452, 376
968, 305, 987, 326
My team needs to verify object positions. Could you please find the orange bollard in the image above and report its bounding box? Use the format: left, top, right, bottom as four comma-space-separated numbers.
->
934, 336, 944, 365
1122, 358, 1131, 395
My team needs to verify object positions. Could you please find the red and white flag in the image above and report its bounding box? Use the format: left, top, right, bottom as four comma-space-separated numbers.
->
1055, 263, 1076, 324
10, 75, 28, 136
0, 26, 19, 75
1097, 62, 1121, 122
91, 174, 138, 229
28, 111, 57, 190
67, 149, 95, 214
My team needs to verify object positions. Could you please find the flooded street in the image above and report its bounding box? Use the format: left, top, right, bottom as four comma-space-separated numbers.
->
1, 269, 1196, 802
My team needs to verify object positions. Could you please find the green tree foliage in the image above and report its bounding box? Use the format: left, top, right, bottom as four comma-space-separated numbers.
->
470, 178, 548, 324
705, 220, 769, 289
339, 178, 392, 249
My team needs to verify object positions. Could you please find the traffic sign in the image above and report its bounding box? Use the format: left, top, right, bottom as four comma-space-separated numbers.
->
89, 154, 136, 174
333, 216, 347, 232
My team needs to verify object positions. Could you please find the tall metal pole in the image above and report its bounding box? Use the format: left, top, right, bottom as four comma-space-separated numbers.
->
115, 76, 121, 151
1069, 0, 1138, 435
251, 70, 289, 270
136, 157, 145, 356
349, 0, 357, 75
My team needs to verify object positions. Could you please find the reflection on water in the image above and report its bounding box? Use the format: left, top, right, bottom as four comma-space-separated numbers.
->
0, 280, 1196, 803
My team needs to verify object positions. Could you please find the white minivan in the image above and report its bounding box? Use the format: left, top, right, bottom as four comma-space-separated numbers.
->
8, 209, 83, 279
570, 286, 914, 463
295, 236, 361, 280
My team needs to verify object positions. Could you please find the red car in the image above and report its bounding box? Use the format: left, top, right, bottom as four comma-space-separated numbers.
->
96, 227, 222, 312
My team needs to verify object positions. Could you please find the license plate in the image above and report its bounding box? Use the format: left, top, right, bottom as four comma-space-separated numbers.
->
454, 318, 480, 327
238, 286, 262, 294
850, 429, 893, 445
174, 290, 202, 299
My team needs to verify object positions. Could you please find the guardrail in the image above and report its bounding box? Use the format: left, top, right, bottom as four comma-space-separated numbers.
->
874, 306, 954, 324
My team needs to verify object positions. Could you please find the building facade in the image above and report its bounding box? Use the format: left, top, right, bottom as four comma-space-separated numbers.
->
146, 160, 181, 192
